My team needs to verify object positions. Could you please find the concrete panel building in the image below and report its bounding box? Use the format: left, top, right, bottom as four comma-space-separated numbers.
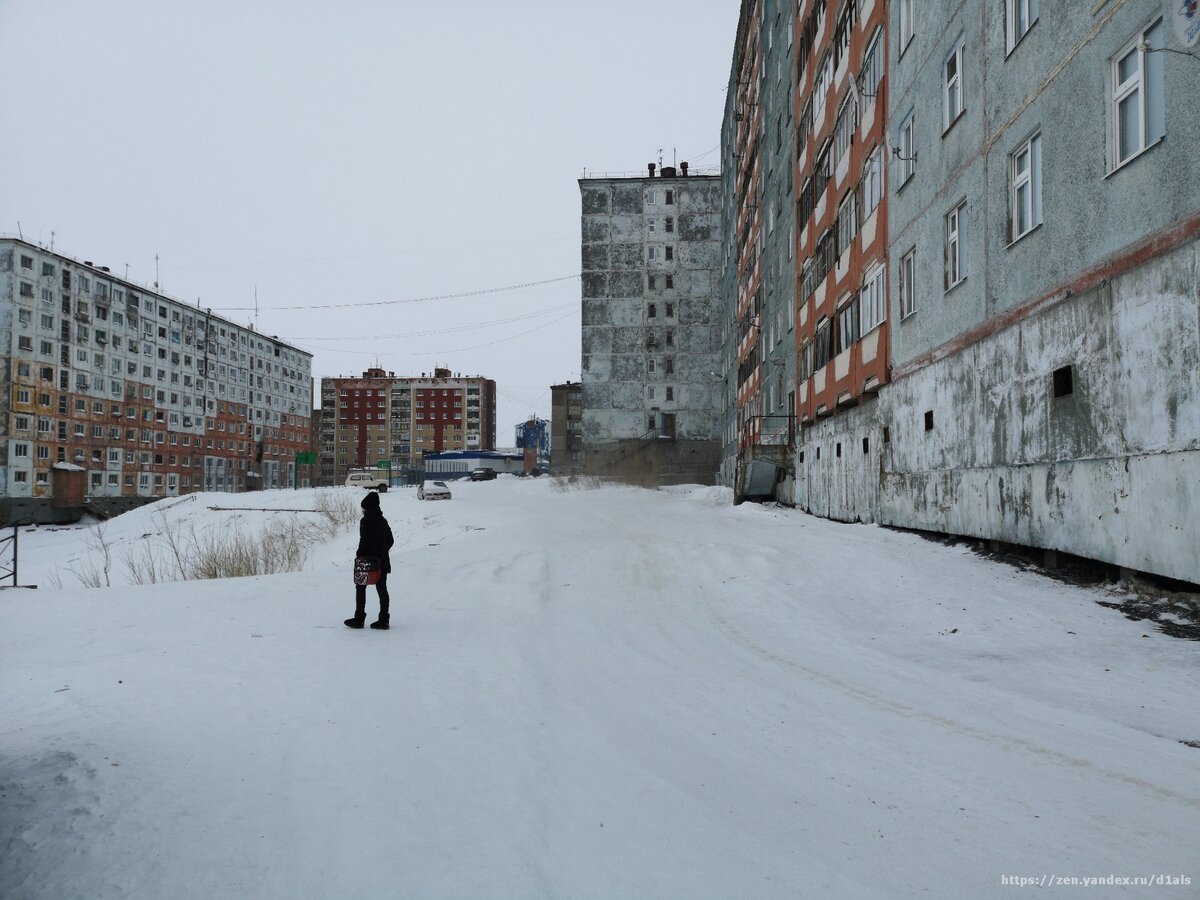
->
795, 0, 1200, 583
0, 238, 313, 506
550, 381, 583, 476
318, 366, 496, 485
578, 167, 724, 485
722, 0, 803, 500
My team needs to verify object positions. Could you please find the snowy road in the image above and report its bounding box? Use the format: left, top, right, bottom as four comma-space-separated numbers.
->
2, 480, 1197, 899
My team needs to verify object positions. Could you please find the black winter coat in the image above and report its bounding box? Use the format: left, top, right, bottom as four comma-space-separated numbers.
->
356, 508, 395, 573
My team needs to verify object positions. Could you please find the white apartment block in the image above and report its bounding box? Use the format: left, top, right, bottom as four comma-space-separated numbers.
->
1, 238, 313, 499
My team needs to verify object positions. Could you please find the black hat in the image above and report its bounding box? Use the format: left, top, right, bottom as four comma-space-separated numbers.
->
361, 491, 380, 510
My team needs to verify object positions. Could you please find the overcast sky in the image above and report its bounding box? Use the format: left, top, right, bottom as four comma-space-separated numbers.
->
1, 1, 738, 443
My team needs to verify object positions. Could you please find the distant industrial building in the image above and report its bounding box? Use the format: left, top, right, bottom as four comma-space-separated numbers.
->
0, 238, 313, 513
318, 367, 496, 485
578, 164, 724, 485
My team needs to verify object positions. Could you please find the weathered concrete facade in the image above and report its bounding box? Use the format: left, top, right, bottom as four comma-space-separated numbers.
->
797, 234, 1200, 583
549, 381, 582, 476
797, 0, 1200, 582
579, 172, 724, 485
720, 0, 802, 500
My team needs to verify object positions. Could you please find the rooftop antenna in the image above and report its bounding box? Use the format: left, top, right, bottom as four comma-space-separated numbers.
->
50, 231, 55, 251
16, 221, 22, 240
658, 147, 663, 168
124, 262, 130, 280
254, 285, 258, 330
154, 253, 160, 290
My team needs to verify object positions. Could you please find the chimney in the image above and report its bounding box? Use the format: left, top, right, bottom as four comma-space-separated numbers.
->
647, 163, 656, 178
680, 161, 689, 177
661, 166, 676, 178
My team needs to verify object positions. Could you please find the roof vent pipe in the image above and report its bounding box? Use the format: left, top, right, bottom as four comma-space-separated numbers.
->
647, 163, 656, 177
681, 161, 689, 177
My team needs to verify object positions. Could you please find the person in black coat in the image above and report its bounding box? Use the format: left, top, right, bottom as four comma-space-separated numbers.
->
345, 490, 395, 630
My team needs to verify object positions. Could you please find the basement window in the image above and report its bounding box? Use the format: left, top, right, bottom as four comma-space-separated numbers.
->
924, 410, 934, 431
1053, 364, 1074, 398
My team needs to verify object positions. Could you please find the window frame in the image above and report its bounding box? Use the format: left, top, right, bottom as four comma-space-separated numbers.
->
898, 112, 916, 186
1005, 0, 1038, 55
943, 38, 966, 132
898, 0, 914, 55
1108, 19, 1164, 172
945, 201, 966, 291
1009, 131, 1042, 244
859, 262, 887, 335
899, 248, 917, 319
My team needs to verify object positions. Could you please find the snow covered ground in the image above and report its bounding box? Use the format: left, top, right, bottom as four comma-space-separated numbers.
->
1, 479, 1197, 899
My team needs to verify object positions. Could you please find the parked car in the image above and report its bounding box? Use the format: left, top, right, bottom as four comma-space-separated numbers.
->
345, 470, 389, 492
417, 480, 452, 500
470, 467, 497, 481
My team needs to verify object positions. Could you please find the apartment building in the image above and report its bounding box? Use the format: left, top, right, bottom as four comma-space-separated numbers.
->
578, 166, 724, 485
0, 238, 313, 501
318, 367, 496, 485
796, 0, 1200, 583
549, 381, 582, 475
722, 0, 807, 497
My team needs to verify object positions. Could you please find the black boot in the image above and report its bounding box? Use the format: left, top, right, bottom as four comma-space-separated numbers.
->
345, 593, 366, 628
369, 615, 390, 630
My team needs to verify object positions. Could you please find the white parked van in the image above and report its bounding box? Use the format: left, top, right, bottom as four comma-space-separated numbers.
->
345, 470, 390, 492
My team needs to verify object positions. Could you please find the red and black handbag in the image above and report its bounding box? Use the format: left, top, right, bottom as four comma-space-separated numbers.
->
353, 556, 381, 586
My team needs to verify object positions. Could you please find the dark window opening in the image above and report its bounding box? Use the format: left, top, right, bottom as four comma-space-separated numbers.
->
883, 426, 891, 444
924, 410, 934, 432
799, 450, 805, 464
1053, 365, 1074, 398
836, 442, 842, 458
862, 437, 870, 454
816, 446, 821, 460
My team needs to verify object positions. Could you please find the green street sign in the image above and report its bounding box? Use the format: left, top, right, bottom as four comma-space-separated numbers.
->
376, 460, 392, 469
295, 451, 317, 464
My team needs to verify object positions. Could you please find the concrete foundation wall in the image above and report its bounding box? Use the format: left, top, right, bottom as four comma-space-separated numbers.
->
583, 438, 721, 487
797, 238, 1200, 583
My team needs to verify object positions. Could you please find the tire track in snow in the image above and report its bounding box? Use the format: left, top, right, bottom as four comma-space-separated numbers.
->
700, 598, 1200, 809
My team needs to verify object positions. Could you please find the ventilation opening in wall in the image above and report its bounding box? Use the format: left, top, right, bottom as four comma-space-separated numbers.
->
836, 442, 842, 458
816, 446, 821, 460
862, 437, 869, 454
924, 410, 934, 431
1053, 364, 1074, 398
799, 450, 805, 464
883, 426, 891, 444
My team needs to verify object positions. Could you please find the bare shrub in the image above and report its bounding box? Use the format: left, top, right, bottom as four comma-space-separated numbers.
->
313, 490, 358, 535
67, 523, 114, 587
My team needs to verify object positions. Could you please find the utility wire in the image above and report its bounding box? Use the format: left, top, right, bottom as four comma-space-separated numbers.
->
210, 273, 581, 312
291, 301, 577, 341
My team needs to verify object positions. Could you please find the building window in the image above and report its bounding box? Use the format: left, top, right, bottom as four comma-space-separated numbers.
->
862, 147, 883, 218
945, 201, 966, 290
664, 190, 673, 205
665, 387, 674, 401
832, 95, 856, 164
813, 318, 833, 372
665, 217, 674, 233
836, 192, 857, 260
899, 248, 917, 319
813, 51, 833, 119
664, 245, 673, 261
1010, 132, 1042, 242
1005, 0, 1038, 53
665, 274, 673, 289
647, 189, 656, 205
18, 336, 32, 351
860, 263, 886, 335
836, 297, 859, 353
648, 247, 657, 261
647, 303, 657, 319
861, 28, 883, 95
898, 112, 916, 185
898, 0, 914, 53
944, 39, 965, 130
1110, 19, 1164, 170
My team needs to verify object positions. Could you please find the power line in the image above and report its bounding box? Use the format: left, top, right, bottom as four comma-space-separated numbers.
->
291, 301, 577, 341
209, 273, 581, 312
